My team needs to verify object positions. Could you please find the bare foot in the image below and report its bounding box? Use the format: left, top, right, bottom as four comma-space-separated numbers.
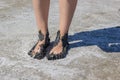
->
31, 39, 45, 55
49, 40, 63, 54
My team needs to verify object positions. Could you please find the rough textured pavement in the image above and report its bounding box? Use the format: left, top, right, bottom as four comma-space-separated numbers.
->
0, 0, 120, 80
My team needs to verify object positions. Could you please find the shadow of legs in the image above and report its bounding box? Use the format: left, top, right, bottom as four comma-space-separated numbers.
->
68, 26, 120, 52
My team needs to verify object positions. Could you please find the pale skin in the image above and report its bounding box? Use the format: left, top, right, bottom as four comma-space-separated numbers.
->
32, 0, 77, 54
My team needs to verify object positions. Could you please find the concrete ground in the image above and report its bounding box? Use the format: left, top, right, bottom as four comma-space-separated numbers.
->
0, 0, 120, 80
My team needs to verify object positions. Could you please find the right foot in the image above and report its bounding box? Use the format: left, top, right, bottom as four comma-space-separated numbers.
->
31, 40, 46, 57
28, 30, 50, 59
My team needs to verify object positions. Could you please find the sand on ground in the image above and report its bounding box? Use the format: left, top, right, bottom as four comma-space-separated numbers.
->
0, 0, 120, 80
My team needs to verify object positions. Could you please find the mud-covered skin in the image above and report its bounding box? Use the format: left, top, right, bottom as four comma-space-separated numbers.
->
28, 30, 50, 59
46, 30, 69, 60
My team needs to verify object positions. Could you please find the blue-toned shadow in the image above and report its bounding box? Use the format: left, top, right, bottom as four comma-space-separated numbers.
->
68, 26, 120, 52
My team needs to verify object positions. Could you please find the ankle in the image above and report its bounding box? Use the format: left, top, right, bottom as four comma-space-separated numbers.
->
54, 30, 69, 47
39, 29, 49, 35
38, 29, 49, 35
38, 30, 49, 41
59, 30, 68, 40
59, 30, 68, 36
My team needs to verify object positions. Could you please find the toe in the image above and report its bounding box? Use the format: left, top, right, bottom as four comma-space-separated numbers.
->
31, 50, 36, 56
47, 53, 54, 60
54, 54, 58, 59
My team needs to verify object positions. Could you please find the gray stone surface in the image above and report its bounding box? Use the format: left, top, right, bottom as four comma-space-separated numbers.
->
0, 0, 120, 80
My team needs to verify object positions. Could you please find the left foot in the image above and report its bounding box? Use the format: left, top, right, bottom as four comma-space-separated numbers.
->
47, 30, 69, 60
49, 40, 63, 55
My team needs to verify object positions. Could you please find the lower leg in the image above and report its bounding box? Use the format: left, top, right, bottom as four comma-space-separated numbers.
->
49, 0, 77, 54
32, 0, 50, 35
32, 0, 50, 54
59, 0, 78, 36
